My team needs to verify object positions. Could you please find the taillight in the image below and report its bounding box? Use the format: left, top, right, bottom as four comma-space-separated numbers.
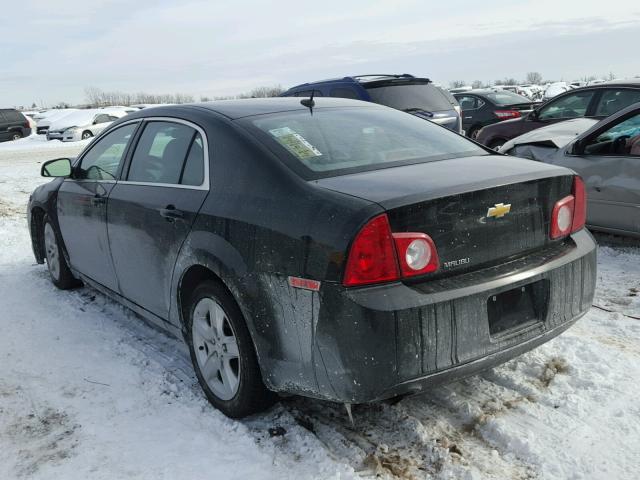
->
343, 214, 399, 286
343, 214, 440, 286
494, 110, 521, 120
550, 176, 587, 240
392, 233, 439, 278
571, 176, 586, 233
550, 196, 575, 239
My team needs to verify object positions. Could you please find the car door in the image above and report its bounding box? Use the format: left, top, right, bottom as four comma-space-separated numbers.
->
532, 89, 598, 128
106, 119, 209, 318
560, 111, 640, 233
456, 95, 477, 132
56, 122, 139, 290
0, 111, 9, 142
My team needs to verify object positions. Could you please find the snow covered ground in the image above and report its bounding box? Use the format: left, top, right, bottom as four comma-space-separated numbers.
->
0, 139, 638, 480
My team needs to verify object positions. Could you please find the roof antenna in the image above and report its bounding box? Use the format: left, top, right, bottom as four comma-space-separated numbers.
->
300, 90, 315, 114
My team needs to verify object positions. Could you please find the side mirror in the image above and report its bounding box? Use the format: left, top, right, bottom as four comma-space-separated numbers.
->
570, 139, 583, 155
41, 158, 72, 177
527, 110, 538, 121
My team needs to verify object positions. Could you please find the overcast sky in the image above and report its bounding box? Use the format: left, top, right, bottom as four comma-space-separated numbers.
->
1, 0, 639, 107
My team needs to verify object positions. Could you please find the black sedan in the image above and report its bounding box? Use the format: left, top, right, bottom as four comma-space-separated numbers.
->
453, 89, 536, 140
29, 98, 596, 418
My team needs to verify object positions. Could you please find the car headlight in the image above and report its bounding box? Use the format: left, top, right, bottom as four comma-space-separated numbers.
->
64, 127, 79, 134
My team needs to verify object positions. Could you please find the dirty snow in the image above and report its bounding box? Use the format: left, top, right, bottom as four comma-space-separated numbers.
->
0, 139, 639, 479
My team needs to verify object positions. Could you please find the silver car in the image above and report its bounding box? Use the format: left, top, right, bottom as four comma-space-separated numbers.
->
500, 103, 640, 238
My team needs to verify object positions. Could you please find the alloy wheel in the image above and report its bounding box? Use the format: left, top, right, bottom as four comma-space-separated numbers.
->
191, 297, 241, 401
44, 222, 60, 281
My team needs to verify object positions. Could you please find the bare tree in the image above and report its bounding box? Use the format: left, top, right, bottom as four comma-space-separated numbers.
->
471, 80, 484, 89
449, 80, 466, 89
525, 72, 543, 84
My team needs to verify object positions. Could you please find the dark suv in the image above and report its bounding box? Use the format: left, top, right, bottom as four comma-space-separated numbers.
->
282, 74, 462, 132
0, 109, 31, 142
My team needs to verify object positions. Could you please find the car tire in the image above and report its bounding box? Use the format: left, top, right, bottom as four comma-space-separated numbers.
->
42, 216, 81, 290
186, 280, 275, 418
10, 131, 22, 141
490, 139, 506, 151
81, 130, 93, 140
468, 126, 481, 140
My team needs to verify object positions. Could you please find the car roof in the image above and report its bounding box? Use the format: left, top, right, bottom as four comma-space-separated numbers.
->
599, 78, 640, 87
177, 97, 378, 120
285, 74, 431, 90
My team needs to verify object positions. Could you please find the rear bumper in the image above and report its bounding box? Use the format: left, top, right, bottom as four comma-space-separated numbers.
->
311, 229, 597, 403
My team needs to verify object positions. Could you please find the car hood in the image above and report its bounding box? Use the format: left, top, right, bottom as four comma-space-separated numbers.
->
499, 118, 599, 153
311, 154, 572, 209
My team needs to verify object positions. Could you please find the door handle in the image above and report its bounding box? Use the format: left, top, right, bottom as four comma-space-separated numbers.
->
159, 205, 185, 221
91, 195, 106, 206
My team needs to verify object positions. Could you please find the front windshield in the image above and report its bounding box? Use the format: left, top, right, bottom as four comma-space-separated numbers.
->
242, 106, 487, 179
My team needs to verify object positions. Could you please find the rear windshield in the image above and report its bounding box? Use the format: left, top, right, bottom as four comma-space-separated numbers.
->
241, 106, 487, 179
485, 91, 531, 105
365, 82, 452, 112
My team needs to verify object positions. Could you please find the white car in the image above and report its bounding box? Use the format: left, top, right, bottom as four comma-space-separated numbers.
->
46, 109, 131, 142
35, 109, 79, 134
543, 82, 571, 100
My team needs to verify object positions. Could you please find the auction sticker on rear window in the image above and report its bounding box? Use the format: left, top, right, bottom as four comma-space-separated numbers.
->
269, 127, 322, 160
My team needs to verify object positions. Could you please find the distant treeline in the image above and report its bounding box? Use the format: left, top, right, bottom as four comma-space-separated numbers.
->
83, 85, 284, 107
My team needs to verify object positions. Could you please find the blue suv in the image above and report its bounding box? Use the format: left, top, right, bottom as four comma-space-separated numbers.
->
282, 74, 462, 133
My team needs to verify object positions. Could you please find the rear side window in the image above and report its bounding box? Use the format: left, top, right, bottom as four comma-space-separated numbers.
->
329, 87, 359, 99
595, 89, 640, 116
294, 90, 323, 97
365, 83, 451, 112
127, 121, 205, 186
77, 123, 137, 180
243, 106, 487, 179
181, 134, 205, 186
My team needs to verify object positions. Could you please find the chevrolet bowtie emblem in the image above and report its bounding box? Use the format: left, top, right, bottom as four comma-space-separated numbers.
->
486, 203, 511, 218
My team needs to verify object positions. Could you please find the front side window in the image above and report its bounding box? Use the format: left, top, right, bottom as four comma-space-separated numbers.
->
76, 123, 137, 180
127, 121, 197, 184
584, 113, 640, 156
594, 89, 640, 116
243, 106, 487, 179
538, 91, 595, 120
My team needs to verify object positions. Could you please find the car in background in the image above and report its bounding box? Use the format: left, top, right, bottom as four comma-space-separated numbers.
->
0, 108, 32, 142
28, 97, 595, 418
282, 74, 463, 132
476, 79, 640, 150
453, 89, 537, 139
543, 82, 572, 100
46, 109, 131, 141
500, 103, 640, 238
35, 109, 79, 135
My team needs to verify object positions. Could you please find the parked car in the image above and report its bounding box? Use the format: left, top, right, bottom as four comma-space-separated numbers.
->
282, 74, 462, 132
500, 103, 640, 238
476, 79, 640, 150
35, 109, 79, 134
0, 108, 32, 142
543, 82, 572, 100
28, 98, 596, 418
46, 109, 130, 141
453, 89, 537, 139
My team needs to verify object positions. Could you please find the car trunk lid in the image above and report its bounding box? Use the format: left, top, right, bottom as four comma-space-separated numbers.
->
313, 155, 574, 277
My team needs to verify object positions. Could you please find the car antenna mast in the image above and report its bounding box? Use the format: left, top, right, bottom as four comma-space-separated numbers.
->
300, 90, 315, 114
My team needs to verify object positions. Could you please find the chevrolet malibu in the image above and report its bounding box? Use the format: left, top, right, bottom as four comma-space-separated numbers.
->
28, 98, 597, 418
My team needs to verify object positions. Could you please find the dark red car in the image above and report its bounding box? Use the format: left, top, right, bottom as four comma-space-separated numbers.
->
476, 79, 640, 150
